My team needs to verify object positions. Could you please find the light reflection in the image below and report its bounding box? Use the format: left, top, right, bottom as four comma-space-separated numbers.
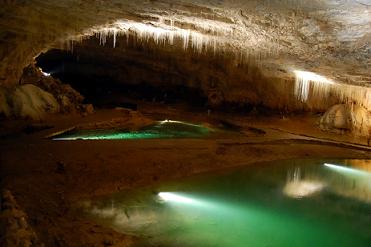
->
284, 181, 325, 198
294, 70, 334, 85
323, 163, 371, 202
81, 159, 371, 247
38, 67, 51, 76
293, 70, 334, 102
324, 163, 371, 177
159, 119, 206, 128
158, 192, 196, 204
51, 120, 211, 140
283, 167, 325, 198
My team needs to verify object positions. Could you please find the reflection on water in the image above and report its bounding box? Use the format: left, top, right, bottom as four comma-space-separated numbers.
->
283, 167, 325, 198
80, 159, 371, 247
52, 120, 212, 140
323, 162, 371, 203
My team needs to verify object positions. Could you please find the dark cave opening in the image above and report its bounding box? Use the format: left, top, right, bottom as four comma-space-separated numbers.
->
35, 34, 282, 115
35, 36, 210, 110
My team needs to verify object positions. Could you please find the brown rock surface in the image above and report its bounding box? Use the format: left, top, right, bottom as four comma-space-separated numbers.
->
1, 106, 371, 246
0, 0, 369, 90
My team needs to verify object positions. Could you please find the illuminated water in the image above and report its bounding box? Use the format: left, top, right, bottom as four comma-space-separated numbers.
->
52, 120, 212, 140
82, 159, 371, 246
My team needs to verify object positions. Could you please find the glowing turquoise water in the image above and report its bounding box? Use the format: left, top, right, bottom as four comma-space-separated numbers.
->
53, 120, 211, 140
83, 159, 371, 246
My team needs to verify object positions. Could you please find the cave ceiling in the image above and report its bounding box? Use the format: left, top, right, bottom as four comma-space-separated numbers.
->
0, 0, 370, 88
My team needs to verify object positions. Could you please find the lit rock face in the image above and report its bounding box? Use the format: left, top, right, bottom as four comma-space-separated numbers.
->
0, 84, 59, 120
320, 104, 370, 136
0, 64, 86, 120
0, 0, 370, 108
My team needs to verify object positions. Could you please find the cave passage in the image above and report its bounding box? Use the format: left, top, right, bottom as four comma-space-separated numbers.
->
36, 35, 211, 110
1, 1, 371, 246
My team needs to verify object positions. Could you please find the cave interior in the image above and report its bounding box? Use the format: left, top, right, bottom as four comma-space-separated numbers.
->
0, 1, 370, 246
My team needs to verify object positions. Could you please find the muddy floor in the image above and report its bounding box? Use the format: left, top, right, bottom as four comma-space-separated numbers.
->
1, 104, 370, 246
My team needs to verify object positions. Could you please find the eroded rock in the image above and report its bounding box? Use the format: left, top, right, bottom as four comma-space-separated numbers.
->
320, 104, 371, 137
20, 64, 84, 114
13, 84, 59, 120
0, 64, 88, 120
0, 84, 59, 120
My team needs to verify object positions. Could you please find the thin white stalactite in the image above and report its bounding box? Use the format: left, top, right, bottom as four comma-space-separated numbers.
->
295, 76, 310, 102
61, 19, 371, 112
113, 29, 117, 48
62, 16, 280, 66
294, 70, 371, 110
65, 19, 232, 55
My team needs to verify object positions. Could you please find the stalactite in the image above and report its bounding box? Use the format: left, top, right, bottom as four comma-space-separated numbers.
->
294, 70, 371, 110
295, 75, 310, 101
63, 19, 258, 61
113, 29, 117, 48
60, 19, 370, 112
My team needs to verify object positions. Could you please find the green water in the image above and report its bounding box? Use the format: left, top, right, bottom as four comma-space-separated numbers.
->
82, 159, 371, 246
52, 120, 211, 140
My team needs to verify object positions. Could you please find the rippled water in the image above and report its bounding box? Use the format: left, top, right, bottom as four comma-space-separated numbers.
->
80, 159, 371, 246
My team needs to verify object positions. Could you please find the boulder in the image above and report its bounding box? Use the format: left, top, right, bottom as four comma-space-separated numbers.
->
20, 64, 84, 113
12, 84, 59, 120
320, 104, 370, 136
0, 64, 89, 120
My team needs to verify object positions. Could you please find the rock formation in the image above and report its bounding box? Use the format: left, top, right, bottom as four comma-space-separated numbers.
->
0, 64, 88, 120
0, 1, 369, 135
0, 1, 369, 109
320, 104, 371, 137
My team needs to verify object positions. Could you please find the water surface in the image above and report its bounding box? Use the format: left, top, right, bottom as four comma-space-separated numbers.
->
52, 120, 212, 140
81, 159, 371, 246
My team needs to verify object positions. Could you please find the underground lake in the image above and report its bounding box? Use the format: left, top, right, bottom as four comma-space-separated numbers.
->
78, 159, 371, 247
51, 120, 214, 140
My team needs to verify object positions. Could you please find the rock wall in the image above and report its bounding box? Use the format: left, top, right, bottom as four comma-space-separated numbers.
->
37, 34, 370, 112
0, 0, 370, 112
1, 0, 370, 87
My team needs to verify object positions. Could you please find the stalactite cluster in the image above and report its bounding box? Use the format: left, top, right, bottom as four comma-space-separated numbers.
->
294, 70, 371, 110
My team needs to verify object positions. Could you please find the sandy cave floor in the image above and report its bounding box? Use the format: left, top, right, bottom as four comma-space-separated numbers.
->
1, 103, 371, 246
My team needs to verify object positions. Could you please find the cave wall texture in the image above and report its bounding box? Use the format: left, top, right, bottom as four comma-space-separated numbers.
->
0, 0, 370, 111
35, 35, 339, 111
